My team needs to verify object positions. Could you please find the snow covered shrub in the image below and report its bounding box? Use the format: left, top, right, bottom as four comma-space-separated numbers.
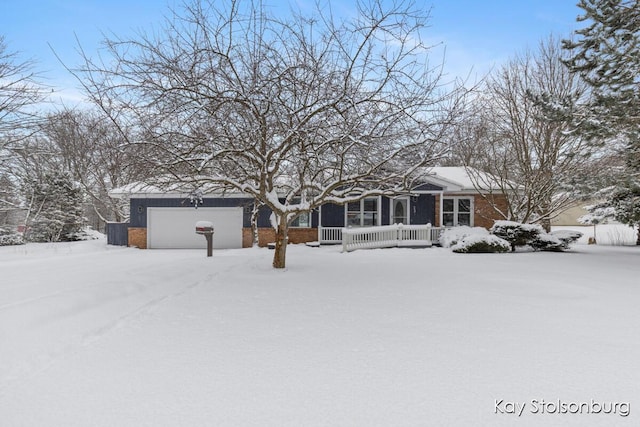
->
490, 220, 544, 251
439, 226, 488, 248
451, 234, 511, 253
550, 230, 583, 250
64, 227, 104, 241
0, 227, 25, 246
529, 233, 564, 252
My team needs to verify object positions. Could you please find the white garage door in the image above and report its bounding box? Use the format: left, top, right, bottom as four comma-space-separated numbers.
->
147, 207, 243, 249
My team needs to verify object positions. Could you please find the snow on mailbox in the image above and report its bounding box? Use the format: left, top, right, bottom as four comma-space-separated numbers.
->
195, 221, 214, 256
195, 221, 214, 235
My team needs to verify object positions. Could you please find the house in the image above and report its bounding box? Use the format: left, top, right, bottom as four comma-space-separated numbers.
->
108, 167, 509, 249
550, 200, 596, 226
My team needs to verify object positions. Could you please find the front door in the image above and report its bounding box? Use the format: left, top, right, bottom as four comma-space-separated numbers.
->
392, 198, 409, 225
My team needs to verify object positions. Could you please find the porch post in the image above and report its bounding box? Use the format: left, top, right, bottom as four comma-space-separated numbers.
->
439, 191, 444, 227
318, 205, 323, 243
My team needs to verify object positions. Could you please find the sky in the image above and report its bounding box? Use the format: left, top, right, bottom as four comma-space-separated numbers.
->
0, 0, 585, 107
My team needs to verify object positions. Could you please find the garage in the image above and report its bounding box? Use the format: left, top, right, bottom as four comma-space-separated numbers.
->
147, 207, 243, 249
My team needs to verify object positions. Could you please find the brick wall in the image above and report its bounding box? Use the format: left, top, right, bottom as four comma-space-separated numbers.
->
287, 228, 319, 244
435, 194, 509, 229
242, 228, 254, 248
128, 227, 147, 249
242, 227, 318, 247
474, 194, 509, 229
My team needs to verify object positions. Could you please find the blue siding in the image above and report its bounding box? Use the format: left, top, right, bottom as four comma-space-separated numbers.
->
411, 194, 436, 225
320, 203, 345, 227
132, 197, 320, 229
106, 222, 129, 246
130, 198, 254, 228
255, 202, 318, 228
381, 196, 391, 225
413, 182, 443, 191
130, 194, 434, 230
256, 205, 272, 227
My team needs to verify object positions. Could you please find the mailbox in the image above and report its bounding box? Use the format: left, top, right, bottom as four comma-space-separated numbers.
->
195, 222, 214, 235
195, 221, 214, 256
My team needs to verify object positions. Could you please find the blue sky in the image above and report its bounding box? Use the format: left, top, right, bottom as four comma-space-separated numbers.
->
0, 0, 584, 106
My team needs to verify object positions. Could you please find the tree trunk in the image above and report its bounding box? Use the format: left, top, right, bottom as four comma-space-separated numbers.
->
251, 203, 260, 247
540, 217, 551, 233
636, 224, 640, 246
272, 219, 288, 269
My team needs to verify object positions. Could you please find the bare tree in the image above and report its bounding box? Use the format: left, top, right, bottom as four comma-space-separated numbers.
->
74, 0, 465, 267
0, 35, 45, 223
0, 35, 44, 145
450, 36, 591, 230
41, 109, 146, 229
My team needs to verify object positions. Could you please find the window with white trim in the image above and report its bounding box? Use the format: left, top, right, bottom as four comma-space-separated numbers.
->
346, 197, 379, 227
290, 212, 310, 227
289, 198, 311, 228
442, 197, 473, 227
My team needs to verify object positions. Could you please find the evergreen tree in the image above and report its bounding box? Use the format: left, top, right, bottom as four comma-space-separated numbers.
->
562, 0, 640, 244
24, 171, 85, 242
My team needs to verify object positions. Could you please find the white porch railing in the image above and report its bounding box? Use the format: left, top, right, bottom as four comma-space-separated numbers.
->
342, 224, 436, 252
319, 225, 443, 248
318, 226, 343, 244
430, 226, 443, 243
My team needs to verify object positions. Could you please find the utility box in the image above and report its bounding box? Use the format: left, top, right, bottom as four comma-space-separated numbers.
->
195, 221, 214, 257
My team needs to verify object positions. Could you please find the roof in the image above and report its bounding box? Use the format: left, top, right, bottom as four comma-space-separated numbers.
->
109, 166, 511, 198
423, 166, 510, 192
108, 181, 248, 199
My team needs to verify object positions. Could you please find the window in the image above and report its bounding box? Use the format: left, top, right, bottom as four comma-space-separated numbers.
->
442, 197, 473, 227
346, 197, 379, 227
290, 212, 310, 228
290, 198, 311, 228
392, 198, 409, 224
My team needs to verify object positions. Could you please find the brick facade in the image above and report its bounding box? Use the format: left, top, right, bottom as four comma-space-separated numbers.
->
434, 193, 508, 229
242, 227, 318, 247
473, 193, 509, 229
128, 227, 147, 249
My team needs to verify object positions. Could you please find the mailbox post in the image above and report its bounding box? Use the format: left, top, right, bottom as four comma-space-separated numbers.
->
195, 221, 214, 257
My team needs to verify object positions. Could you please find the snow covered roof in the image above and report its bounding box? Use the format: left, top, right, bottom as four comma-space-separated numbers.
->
109, 181, 248, 199
422, 166, 513, 193
110, 166, 512, 198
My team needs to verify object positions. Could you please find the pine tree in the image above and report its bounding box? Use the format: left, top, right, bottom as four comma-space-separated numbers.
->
563, 0, 640, 244
24, 171, 85, 242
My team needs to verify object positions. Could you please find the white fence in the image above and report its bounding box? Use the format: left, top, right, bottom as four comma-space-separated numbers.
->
318, 226, 343, 244
342, 224, 437, 252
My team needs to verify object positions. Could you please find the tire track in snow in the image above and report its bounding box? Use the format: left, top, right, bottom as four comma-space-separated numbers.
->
0, 264, 229, 398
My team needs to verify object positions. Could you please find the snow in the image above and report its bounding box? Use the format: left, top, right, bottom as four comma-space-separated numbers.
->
492, 220, 545, 233
194, 220, 213, 229
1, 235, 639, 426
450, 233, 511, 252
426, 166, 511, 191
439, 225, 488, 247
552, 224, 638, 246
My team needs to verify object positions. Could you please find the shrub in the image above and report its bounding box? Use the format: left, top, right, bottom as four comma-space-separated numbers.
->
65, 227, 103, 241
490, 220, 544, 251
439, 226, 489, 248
0, 227, 25, 246
452, 234, 511, 253
529, 233, 564, 252
550, 230, 583, 250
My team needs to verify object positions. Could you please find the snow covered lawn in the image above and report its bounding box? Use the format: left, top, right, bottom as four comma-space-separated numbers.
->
1, 237, 639, 426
